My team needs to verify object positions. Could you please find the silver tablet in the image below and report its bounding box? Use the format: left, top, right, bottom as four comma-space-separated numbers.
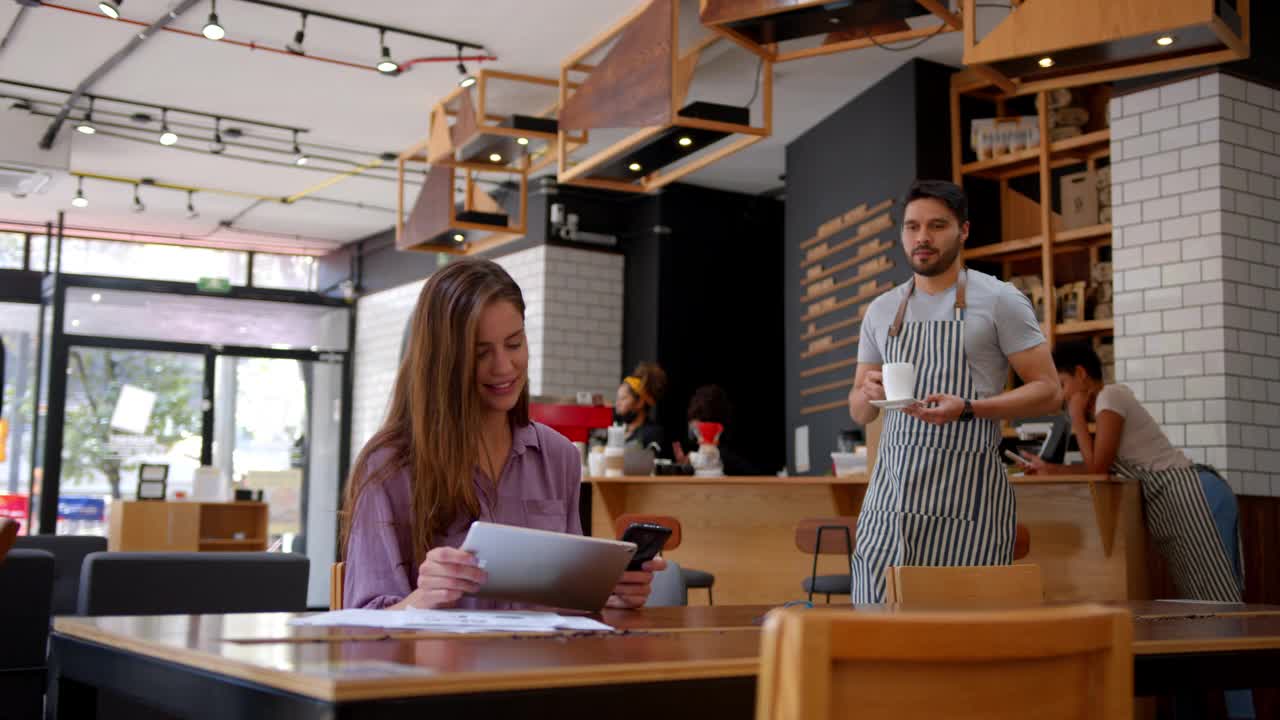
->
459, 521, 637, 611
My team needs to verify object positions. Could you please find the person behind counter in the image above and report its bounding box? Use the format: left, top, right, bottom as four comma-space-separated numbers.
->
846, 179, 1062, 603
341, 259, 664, 610
673, 384, 760, 476
1021, 341, 1243, 601
614, 361, 667, 449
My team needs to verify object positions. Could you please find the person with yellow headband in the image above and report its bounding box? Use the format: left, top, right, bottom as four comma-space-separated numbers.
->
614, 362, 667, 450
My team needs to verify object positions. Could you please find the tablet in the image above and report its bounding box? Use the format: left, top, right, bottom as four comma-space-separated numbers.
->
459, 521, 637, 611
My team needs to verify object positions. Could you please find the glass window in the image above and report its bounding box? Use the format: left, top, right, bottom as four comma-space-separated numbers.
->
0, 233, 24, 269
253, 253, 318, 291
57, 237, 248, 285
0, 302, 40, 535
64, 287, 350, 351
28, 235, 55, 273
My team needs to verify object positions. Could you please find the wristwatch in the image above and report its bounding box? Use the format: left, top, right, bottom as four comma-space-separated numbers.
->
958, 399, 975, 422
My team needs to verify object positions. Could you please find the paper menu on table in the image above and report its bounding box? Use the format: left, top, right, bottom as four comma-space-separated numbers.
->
289, 609, 615, 633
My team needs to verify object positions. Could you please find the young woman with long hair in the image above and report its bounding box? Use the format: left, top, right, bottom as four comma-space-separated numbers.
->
342, 259, 664, 609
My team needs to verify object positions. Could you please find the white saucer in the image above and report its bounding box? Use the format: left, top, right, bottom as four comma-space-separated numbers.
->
870, 398, 919, 410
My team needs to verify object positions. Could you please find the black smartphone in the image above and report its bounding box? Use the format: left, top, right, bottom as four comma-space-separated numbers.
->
620, 522, 672, 571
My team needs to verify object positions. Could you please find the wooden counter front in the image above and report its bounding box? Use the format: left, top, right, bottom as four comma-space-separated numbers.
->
586, 473, 1146, 606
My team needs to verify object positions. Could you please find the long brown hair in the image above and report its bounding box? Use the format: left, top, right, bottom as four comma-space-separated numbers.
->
340, 258, 530, 569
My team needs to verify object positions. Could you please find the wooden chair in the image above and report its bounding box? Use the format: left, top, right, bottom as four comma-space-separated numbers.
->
795, 517, 856, 603
613, 513, 715, 605
0, 517, 17, 564
330, 561, 345, 610
883, 563, 1044, 609
757, 604, 1133, 720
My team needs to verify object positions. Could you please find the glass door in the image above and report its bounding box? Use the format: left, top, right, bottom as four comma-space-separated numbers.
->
59, 346, 206, 535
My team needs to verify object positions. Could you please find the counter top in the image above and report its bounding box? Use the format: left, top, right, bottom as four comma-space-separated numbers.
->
584, 473, 1115, 485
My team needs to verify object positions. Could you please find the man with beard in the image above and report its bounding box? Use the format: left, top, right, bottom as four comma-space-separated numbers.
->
845, 179, 1061, 602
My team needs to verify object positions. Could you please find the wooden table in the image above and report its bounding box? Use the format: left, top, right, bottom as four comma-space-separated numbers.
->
587, 473, 1147, 604
49, 602, 1280, 719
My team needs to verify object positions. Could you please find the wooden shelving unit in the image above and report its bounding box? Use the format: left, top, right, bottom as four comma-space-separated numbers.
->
108, 501, 270, 553
952, 71, 1115, 353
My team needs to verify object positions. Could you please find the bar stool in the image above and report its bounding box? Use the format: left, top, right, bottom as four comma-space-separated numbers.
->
613, 513, 715, 605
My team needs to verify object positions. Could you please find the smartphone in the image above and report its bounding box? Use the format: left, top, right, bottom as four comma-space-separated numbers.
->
620, 522, 672, 571
1003, 449, 1033, 467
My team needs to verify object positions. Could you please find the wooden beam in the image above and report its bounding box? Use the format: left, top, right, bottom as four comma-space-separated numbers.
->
481, 69, 561, 88
800, 398, 848, 416
670, 116, 768, 137
800, 357, 857, 379
643, 134, 763, 191
1010, 48, 1244, 96
801, 378, 855, 397
1037, 90, 1056, 348
776, 22, 957, 62
970, 63, 1017, 95
704, 25, 775, 60
563, 0, 658, 67
558, 126, 666, 184
916, 0, 962, 30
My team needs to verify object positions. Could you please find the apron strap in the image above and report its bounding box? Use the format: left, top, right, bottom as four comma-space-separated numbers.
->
888, 268, 967, 337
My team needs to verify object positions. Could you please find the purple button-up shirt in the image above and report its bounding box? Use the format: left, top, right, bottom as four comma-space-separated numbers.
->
343, 421, 583, 609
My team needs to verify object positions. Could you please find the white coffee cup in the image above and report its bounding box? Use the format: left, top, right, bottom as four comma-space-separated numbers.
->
882, 362, 916, 401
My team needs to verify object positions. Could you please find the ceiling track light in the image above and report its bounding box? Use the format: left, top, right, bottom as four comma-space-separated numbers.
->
186, 190, 200, 219
287, 12, 307, 54
376, 29, 399, 74
71, 176, 88, 208
202, 0, 225, 41
209, 116, 226, 154
292, 129, 309, 166
456, 45, 476, 88
98, 0, 122, 19
159, 108, 178, 146
76, 96, 97, 135
132, 183, 145, 213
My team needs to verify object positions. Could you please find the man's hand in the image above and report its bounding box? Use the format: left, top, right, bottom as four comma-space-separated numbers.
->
903, 393, 965, 425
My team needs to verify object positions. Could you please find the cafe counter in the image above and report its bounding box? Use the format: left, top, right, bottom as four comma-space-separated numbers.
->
583, 473, 1151, 606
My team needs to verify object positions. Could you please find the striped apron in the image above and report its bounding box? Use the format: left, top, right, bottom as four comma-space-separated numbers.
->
850, 270, 1016, 603
1112, 459, 1242, 602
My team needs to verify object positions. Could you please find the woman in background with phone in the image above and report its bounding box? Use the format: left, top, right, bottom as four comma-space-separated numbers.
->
341, 259, 665, 610
1021, 341, 1242, 602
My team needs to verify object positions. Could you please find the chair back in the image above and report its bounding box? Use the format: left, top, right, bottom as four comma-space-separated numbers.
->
884, 564, 1044, 609
645, 559, 688, 607
0, 549, 54, 669
613, 513, 682, 550
794, 517, 856, 554
757, 604, 1132, 720
0, 517, 18, 563
15, 535, 108, 615
78, 552, 309, 616
330, 561, 345, 610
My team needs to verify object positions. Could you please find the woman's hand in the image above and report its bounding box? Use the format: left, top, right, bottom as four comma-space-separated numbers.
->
405, 546, 488, 609
605, 556, 667, 609
1019, 450, 1059, 476
1066, 386, 1096, 424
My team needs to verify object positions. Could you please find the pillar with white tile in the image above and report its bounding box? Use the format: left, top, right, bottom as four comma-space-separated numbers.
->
1109, 72, 1280, 497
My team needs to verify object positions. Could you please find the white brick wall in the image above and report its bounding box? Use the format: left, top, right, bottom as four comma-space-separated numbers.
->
350, 246, 624, 453
1110, 73, 1280, 497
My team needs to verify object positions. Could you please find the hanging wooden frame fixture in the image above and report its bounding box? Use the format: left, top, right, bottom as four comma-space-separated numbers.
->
395, 144, 528, 256
557, 0, 773, 194
960, 0, 1249, 96
699, 0, 962, 63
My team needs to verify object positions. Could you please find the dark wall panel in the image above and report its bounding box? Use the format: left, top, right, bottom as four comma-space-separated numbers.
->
783, 59, 954, 475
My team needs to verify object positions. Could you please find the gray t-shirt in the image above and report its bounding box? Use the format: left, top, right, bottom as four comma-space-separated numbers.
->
857, 269, 1045, 398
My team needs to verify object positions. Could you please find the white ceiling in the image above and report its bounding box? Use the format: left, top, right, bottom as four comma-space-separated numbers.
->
0, 0, 971, 255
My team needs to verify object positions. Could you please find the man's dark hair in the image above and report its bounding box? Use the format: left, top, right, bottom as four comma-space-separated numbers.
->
904, 179, 968, 225
687, 384, 733, 426
1052, 341, 1103, 381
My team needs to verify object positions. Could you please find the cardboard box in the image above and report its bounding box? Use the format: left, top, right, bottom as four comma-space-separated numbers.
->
1060, 170, 1099, 230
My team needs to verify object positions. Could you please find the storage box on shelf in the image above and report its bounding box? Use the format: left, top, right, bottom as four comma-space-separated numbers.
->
950, 72, 1114, 349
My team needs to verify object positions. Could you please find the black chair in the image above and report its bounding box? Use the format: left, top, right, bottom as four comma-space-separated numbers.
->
78, 552, 309, 616
14, 535, 107, 616
796, 517, 856, 603
0, 549, 55, 720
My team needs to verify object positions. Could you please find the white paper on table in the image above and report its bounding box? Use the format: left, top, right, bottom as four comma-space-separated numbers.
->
289, 609, 615, 633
